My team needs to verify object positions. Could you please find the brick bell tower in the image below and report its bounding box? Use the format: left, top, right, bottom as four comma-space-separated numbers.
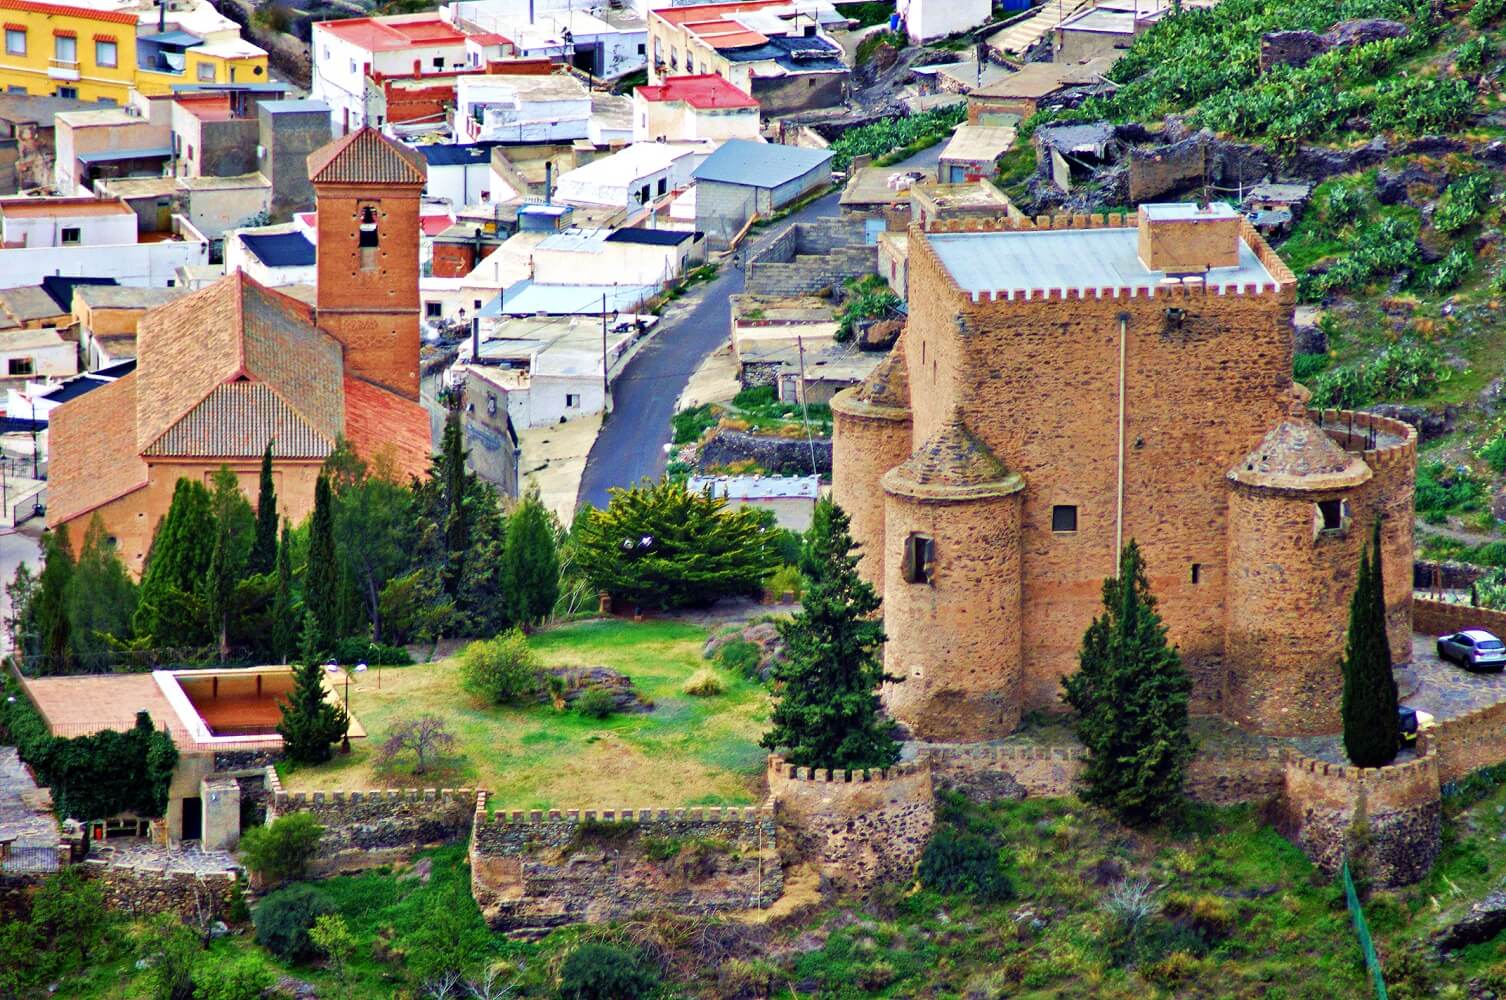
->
307, 127, 428, 400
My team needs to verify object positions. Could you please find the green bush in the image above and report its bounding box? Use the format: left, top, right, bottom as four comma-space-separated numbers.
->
828, 104, 965, 171
1417, 245, 1473, 293
253, 883, 336, 962
681, 667, 724, 697
558, 942, 660, 1000
1416, 461, 1487, 521
714, 638, 762, 679
192, 953, 276, 1000
855, 29, 906, 66
917, 825, 1015, 902
575, 686, 617, 719
1292, 352, 1331, 383
835, 274, 902, 342
1482, 434, 1506, 474
140, 912, 198, 1000
1308, 339, 1447, 407
764, 563, 804, 601
238, 812, 325, 886
458, 629, 540, 705
1471, 0, 1506, 29
1435, 173, 1493, 233
331, 636, 412, 666
671, 404, 718, 445
732, 385, 777, 409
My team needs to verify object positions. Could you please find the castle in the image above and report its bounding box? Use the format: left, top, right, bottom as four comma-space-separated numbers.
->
832, 203, 1417, 740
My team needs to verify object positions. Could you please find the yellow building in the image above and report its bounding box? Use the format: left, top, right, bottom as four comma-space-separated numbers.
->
0, 0, 268, 105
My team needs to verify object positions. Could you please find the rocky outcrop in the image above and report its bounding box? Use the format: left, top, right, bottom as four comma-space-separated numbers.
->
537, 666, 653, 713
1369, 402, 1457, 443
1260, 19, 1407, 71
705, 620, 787, 681
1436, 888, 1506, 953
699, 428, 832, 477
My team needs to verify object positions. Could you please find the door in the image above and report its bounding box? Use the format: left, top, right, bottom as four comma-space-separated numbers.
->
181, 797, 202, 841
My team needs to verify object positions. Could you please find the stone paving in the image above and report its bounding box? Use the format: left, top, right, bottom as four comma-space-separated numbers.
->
1401, 632, 1506, 722
86, 838, 238, 875
0, 746, 57, 847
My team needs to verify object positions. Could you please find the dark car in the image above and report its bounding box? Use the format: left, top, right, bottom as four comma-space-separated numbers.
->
1399, 706, 1419, 748
1437, 629, 1506, 671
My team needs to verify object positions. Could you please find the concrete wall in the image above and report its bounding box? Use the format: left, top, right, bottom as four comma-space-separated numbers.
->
469, 796, 781, 932
745, 217, 875, 297
0, 238, 207, 288
750, 71, 849, 117
258, 105, 330, 222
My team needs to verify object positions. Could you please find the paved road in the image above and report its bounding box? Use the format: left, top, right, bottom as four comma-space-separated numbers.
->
575, 142, 945, 511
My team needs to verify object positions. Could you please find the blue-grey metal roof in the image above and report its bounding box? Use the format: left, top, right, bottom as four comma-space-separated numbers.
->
42, 375, 112, 404
258, 99, 328, 114
926, 228, 1279, 298
140, 30, 203, 46
418, 142, 501, 166
240, 232, 316, 268
605, 227, 696, 246
692, 139, 832, 189
479, 280, 656, 317
77, 146, 173, 164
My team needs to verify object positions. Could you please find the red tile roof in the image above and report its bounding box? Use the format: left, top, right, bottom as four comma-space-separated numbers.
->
47, 373, 148, 527
342, 374, 432, 481
315, 14, 467, 52
636, 73, 757, 110
420, 214, 453, 236
307, 126, 428, 186
0, 0, 136, 26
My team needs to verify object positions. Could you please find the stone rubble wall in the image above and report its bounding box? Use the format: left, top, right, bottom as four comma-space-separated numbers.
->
77, 858, 237, 920
1414, 597, 1506, 641
765, 756, 934, 892
265, 768, 478, 876
1426, 701, 1506, 786
468, 794, 781, 933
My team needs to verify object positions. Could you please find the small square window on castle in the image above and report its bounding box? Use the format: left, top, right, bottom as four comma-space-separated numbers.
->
902, 533, 933, 585
1052, 505, 1078, 533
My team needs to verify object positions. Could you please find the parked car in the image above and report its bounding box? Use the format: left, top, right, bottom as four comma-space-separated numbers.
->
1437, 629, 1506, 671
1398, 706, 1435, 749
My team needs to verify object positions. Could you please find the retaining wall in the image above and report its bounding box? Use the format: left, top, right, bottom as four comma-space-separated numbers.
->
746, 217, 876, 297
766, 756, 933, 891
78, 858, 238, 920
266, 769, 478, 876
468, 794, 780, 933
1414, 597, 1506, 639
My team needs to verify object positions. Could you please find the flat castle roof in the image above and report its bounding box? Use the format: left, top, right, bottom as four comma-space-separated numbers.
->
926, 224, 1280, 299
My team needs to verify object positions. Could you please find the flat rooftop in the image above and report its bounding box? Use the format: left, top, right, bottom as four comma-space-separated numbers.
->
927, 227, 1280, 298
316, 14, 467, 51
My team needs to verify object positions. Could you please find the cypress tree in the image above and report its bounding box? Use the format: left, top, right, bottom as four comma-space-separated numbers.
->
270, 520, 297, 663
305, 475, 338, 656
66, 514, 136, 662
34, 525, 74, 673
1062, 540, 1194, 825
438, 410, 470, 599
760, 499, 899, 770
250, 441, 279, 576
276, 655, 348, 764
1342, 520, 1400, 768
502, 489, 560, 628
133, 478, 215, 646
206, 520, 233, 662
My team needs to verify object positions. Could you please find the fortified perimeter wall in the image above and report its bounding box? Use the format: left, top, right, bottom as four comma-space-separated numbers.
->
468, 795, 781, 933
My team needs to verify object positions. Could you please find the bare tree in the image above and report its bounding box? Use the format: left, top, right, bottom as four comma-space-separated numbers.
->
376, 715, 457, 776
467, 967, 516, 999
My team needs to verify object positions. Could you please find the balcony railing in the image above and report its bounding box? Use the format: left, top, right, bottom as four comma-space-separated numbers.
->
46, 58, 80, 81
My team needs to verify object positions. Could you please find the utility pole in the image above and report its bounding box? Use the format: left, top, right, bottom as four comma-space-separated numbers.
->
796, 337, 817, 476
601, 293, 609, 411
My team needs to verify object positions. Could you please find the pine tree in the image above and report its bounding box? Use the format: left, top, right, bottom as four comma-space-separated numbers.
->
1062, 541, 1194, 825
66, 514, 136, 661
34, 525, 74, 672
276, 655, 348, 764
760, 499, 899, 770
502, 488, 560, 628
250, 441, 279, 576
305, 475, 338, 656
270, 521, 297, 663
1342, 520, 1400, 768
133, 478, 215, 647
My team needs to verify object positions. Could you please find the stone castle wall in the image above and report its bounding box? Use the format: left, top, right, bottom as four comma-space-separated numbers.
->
265, 769, 477, 876
830, 399, 911, 586
1276, 749, 1442, 887
766, 756, 934, 892
1426, 700, 1506, 786
78, 857, 238, 920
468, 795, 781, 933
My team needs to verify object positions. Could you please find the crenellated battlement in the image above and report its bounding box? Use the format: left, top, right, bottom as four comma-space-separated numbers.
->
766, 754, 929, 783
1282, 747, 1437, 785
270, 786, 476, 811
1309, 407, 1418, 470
472, 803, 773, 829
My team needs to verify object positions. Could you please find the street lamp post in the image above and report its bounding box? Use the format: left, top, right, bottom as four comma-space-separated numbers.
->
326, 661, 351, 754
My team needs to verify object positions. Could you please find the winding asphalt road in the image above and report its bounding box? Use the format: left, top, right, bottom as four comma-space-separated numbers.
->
575, 142, 944, 511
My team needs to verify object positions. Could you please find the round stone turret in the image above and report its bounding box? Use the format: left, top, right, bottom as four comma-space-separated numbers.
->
831, 336, 913, 586
880, 409, 1025, 741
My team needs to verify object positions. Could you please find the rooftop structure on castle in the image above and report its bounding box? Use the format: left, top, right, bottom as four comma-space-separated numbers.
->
832, 204, 1417, 743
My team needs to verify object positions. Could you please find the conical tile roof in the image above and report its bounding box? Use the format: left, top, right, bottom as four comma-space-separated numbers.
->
883, 409, 1024, 500
855, 334, 910, 409
1228, 414, 1372, 491
307, 127, 427, 186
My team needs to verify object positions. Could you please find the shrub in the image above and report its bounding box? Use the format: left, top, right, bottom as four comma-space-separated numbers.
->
1480, 434, 1506, 474
331, 636, 412, 666
253, 883, 336, 962
140, 913, 198, 1000
458, 629, 540, 705
1102, 878, 1161, 942
714, 638, 762, 679
558, 942, 660, 1000
238, 812, 324, 886
192, 953, 275, 1000
1292, 352, 1331, 383
835, 275, 902, 342
764, 563, 804, 602
1416, 461, 1487, 520
681, 668, 724, 697
575, 686, 616, 719
917, 825, 1015, 902
376, 715, 457, 776
1435, 173, 1493, 233
670, 403, 718, 445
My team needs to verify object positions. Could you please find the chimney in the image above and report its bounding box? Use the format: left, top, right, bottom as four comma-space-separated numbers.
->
1136, 202, 1241, 275
544, 161, 552, 205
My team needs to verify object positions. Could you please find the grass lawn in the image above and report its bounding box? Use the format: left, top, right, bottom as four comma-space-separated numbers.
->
279, 619, 771, 810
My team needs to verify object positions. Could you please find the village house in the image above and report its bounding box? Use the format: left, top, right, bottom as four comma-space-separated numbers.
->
46, 128, 434, 573
937, 124, 1017, 184
633, 73, 760, 143
311, 14, 472, 134
646, 0, 849, 116
831, 203, 1415, 743
453, 72, 592, 143
688, 473, 821, 530
896, 0, 992, 43
553, 141, 707, 211
691, 137, 832, 246
223, 225, 317, 288
52, 107, 171, 197
71, 283, 185, 369
1054, 0, 1170, 63
445, 0, 647, 82
965, 58, 1116, 126
0, 195, 209, 286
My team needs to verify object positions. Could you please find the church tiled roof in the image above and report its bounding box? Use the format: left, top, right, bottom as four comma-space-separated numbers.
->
306, 127, 427, 186
143, 382, 336, 459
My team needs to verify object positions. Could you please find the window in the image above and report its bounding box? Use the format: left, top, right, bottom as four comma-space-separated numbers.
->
53, 33, 75, 63
1315, 499, 1351, 536
95, 38, 116, 67
432, 56, 443, 69
7, 358, 32, 376
348, 58, 356, 73
95, 96, 115, 105
637, 43, 645, 55
54, 85, 76, 98
565, 393, 581, 408
425, 302, 442, 319
5, 28, 24, 56
1051, 505, 1078, 533
657, 177, 667, 195
197, 62, 216, 82
5, 85, 24, 95
638, 184, 649, 203
59, 226, 81, 245
902, 533, 934, 585
1190, 564, 1201, 584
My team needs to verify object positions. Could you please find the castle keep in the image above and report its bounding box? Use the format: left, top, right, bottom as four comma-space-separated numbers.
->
832, 204, 1417, 740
